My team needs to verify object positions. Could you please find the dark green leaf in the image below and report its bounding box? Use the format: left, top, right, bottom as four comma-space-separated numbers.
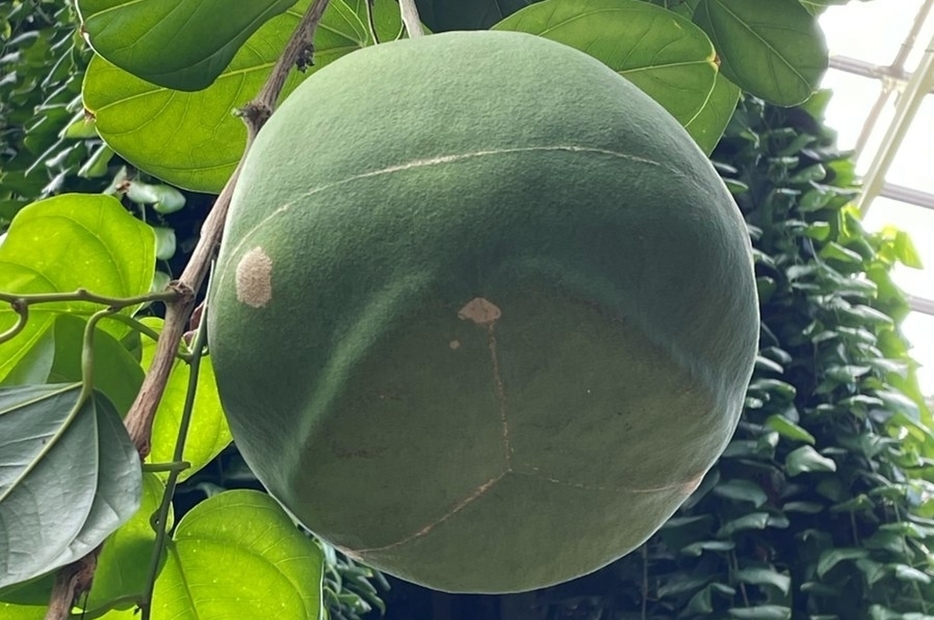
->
494, 0, 719, 130
681, 540, 735, 557
46, 315, 145, 416
820, 242, 863, 263
782, 500, 824, 514
855, 558, 888, 587
713, 479, 768, 507
733, 567, 791, 595
816, 548, 868, 578
766, 414, 815, 444
416, 0, 537, 30
892, 564, 932, 584
686, 72, 741, 154
78, 0, 298, 91
84, 0, 404, 193
717, 512, 770, 537
728, 605, 791, 619
693, 0, 827, 105
785, 445, 836, 476
0, 384, 141, 589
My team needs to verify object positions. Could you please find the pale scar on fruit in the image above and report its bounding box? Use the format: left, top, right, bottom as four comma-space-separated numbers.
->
457, 297, 501, 324
235, 247, 273, 308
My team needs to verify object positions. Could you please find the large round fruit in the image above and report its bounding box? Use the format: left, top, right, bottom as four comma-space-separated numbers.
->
208, 30, 759, 593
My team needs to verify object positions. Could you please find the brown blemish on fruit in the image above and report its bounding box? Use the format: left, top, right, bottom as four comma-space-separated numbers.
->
235, 247, 273, 308
457, 297, 501, 324
449, 340, 461, 350
353, 470, 508, 554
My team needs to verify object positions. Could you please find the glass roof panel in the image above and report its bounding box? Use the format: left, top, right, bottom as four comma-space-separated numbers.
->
882, 94, 934, 192
820, 1, 924, 66
902, 311, 934, 394
820, 68, 885, 152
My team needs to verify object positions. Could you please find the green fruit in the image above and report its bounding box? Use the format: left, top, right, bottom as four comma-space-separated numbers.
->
208, 30, 759, 593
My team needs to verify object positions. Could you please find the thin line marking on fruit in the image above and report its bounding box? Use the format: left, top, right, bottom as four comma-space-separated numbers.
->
216, 145, 677, 288
457, 297, 511, 462
352, 470, 508, 555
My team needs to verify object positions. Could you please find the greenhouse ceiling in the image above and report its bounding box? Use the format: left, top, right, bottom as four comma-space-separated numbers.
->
820, 0, 934, 396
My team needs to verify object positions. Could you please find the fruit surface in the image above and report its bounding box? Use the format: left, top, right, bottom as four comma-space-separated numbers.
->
207, 30, 759, 593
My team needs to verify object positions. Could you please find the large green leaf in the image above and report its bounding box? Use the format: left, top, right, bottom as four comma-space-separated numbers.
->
785, 445, 837, 476
0, 194, 156, 383
0, 474, 170, 610
493, 0, 719, 134
693, 0, 827, 105
416, 0, 537, 30
0, 384, 141, 589
150, 490, 323, 619
78, 0, 299, 91
87, 474, 172, 612
83, 0, 404, 193
45, 315, 145, 416
685, 72, 740, 154
140, 318, 231, 482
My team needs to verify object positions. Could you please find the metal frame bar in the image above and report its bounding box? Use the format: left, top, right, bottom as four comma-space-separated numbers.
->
879, 182, 934, 211
822, 4, 934, 317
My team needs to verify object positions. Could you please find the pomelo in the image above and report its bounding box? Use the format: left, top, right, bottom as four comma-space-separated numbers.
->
207, 30, 759, 593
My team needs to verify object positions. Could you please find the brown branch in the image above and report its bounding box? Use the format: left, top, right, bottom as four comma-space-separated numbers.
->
44, 0, 333, 617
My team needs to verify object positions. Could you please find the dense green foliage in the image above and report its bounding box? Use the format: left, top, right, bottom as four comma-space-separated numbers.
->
0, 0, 103, 223
3, 0, 929, 619
502, 95, 933, 620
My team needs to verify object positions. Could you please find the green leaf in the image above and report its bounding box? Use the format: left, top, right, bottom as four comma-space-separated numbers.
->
785, 445, 836, 476
717, 512, 770, 537
765, 414, 815, 444
892, 564, 932, 584
494, 0, 719, 129
728, 605, 791, 620
140, 318, 231, 482
88, 474, 172, 610
416, 0, 537, 30
0, 194, 155, 383
0, 601, 45, 619
0, 384, 141, 589
894, 229, 923, 268
819, 241, 863, 263
0, 474, 170, 609
855, 558, 888, 587
84, 0, 404, 193
45, 315, 145, 416
78, 0, 298, 91
816, 547, 868, 578
782, 500, 824, 514
684, 585, 713, 614
151, 490, 323, 619
733, 567, 791, 595
681, 539, 735, 557
693, 0, 827, 105
686, 72, 741, 154
712, 479, 768, 507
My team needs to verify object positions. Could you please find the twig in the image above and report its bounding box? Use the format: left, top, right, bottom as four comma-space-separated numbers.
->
398, 0, 424, 38
43, 0, 334, 617
0, 288, 179, 307
364, 0, 380, 44
0, 289, 177, 346
44, 550, 99, 620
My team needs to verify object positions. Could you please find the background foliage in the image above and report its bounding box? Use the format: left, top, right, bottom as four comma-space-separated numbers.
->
1, 0, 930, 619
